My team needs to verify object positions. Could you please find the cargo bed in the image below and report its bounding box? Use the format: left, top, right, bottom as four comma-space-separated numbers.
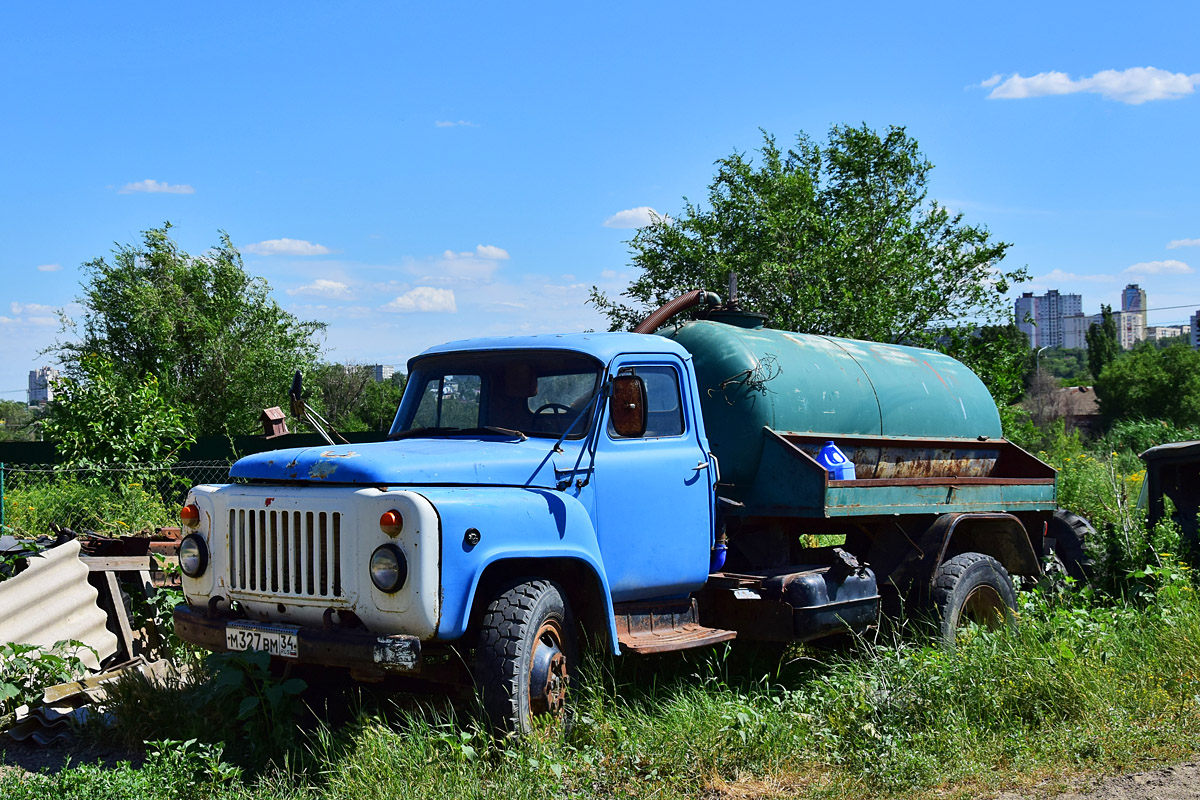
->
741, 430, 1057, 518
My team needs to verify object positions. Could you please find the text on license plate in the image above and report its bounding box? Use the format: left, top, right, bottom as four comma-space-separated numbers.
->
225, 621, 299, 658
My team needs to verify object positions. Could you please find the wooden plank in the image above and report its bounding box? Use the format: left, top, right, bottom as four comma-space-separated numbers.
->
79, 555, 158, 572
103, 571, 137, 660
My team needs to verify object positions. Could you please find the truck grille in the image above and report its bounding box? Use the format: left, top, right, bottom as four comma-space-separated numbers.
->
228, 509, 343, 599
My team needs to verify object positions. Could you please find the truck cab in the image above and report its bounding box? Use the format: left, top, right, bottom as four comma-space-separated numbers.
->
174, 333, 725, 732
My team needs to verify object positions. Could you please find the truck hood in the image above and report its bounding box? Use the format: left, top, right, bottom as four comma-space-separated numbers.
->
229, 438, 565, 488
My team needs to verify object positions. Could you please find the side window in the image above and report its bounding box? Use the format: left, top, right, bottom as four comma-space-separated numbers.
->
608, 365, 684, 439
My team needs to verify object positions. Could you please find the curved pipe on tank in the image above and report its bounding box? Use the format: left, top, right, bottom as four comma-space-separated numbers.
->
632, 290, 722, 334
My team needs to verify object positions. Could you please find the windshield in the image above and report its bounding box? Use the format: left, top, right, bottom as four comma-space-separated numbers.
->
390, 350, 602, 440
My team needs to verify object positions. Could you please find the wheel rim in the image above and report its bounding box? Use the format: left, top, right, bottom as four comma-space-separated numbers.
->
959, 585, 1005, 629
529, 617, 569, 717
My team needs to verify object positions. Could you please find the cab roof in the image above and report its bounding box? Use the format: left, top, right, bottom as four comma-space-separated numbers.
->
409, 331, 691, 371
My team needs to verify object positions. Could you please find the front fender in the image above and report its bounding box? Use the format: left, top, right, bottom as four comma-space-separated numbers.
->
414, 487, 619, 654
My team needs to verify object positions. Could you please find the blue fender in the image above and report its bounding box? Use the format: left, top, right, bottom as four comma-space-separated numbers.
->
413, 486, 621, 654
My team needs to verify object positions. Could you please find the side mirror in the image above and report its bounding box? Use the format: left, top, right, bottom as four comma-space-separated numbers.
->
609, 375, 647, 438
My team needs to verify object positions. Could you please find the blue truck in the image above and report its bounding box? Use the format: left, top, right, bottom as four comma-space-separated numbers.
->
174, 291, 1090, 733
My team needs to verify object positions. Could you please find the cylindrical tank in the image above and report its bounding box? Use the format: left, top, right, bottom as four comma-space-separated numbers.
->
661, 313, 1002, 493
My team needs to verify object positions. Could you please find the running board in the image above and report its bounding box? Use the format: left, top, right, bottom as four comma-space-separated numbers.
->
613, 599, 737, 654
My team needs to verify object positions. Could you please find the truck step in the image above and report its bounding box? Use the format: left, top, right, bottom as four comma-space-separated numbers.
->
613, 599, 737, 654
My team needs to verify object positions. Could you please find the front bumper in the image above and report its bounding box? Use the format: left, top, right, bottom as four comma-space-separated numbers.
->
174, 604, 422, 674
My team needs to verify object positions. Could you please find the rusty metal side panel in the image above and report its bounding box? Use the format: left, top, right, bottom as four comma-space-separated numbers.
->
824, 481, 1058, 516
0, 539, 118, 670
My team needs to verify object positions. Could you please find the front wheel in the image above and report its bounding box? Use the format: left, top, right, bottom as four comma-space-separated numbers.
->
930, 552, 1017, 646
475, 579, 577, 735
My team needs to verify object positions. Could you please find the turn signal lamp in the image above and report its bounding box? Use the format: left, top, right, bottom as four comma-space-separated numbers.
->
180, 503, 201, 528
380, 509, 403, 537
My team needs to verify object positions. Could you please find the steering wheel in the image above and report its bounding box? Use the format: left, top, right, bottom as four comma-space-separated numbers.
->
533, 402, 572, 416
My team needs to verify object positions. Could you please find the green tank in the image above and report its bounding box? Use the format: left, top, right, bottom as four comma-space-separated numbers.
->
661, 312, 1014, 514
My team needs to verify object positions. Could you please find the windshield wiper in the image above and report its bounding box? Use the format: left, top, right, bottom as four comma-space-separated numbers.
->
476, 426, 527, 441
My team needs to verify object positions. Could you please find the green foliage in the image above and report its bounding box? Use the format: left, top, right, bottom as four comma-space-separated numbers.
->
591, 124, 1023, 357
0, 737, 240, 800
309, 364, 405, 433
199, 649, 307, 761
1, 476, 178, 536
43, 355, 194, 471
1086, 304, 1120, 381
0, 640, 91, 720
52, 224, 325, 438
0, 401, 42, 442
1094, 339, 1200, 428
1036, 347, 1090, 386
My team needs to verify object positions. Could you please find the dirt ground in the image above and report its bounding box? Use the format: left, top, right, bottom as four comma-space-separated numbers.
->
999, 762, 1200, 800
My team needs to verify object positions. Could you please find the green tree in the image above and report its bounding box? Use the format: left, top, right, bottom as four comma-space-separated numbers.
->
1094, 340, 1200, 428
0, 401, 41, 442
43, 355, 195, 467
591, 125, 1023, 346
52, 224, 325, 437
1086, 305, 1119, 381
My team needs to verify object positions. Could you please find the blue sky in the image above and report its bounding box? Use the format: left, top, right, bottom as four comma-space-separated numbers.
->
3, 2, 1199, 400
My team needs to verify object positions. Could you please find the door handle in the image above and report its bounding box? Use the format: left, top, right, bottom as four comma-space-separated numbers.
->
693, 461, 709, 471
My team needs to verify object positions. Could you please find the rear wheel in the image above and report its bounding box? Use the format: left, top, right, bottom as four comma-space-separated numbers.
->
1046, 510, 1098, 584
931, 552, 1017, 646
475, 579, 577, 735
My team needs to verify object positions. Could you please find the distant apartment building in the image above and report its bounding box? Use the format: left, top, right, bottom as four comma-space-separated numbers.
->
28, 366, 58, 405
369, 364, 395, 382
1061, 314, 1093, 350
1192, 311, 1200, 349
1146, 325, 1186, 342
1119, 283, 1147, 350
1014, 289, 1083, 348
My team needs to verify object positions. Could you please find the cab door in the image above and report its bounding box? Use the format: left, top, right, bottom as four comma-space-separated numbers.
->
594, 355, 714, 602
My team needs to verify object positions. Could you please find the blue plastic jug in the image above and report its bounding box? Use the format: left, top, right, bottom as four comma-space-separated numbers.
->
817, 441, 856, 480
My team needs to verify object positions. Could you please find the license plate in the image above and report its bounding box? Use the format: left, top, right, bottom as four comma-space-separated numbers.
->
225, 621, 300, 658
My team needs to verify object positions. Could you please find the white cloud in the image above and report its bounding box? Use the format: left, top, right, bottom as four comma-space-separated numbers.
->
1027, 269, 1115, 288
1123, 259, 1193, 275
243, 238, 332, 256
382, 287, 457, 313
36, 264, 61, 272
434, 120, 479, 127
3, 301, 58, 326
288, 279, 350, 297
985, 67, 1200, 104
1167, 238, 1200, 249
604, 206, 668, 229
118, 179, 195, 194
442, 244, 510, 261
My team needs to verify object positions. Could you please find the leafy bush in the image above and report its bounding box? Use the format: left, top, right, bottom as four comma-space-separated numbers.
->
0, 641, 91, 721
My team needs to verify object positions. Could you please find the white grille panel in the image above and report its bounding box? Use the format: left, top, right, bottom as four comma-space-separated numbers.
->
229, 508, 343, 598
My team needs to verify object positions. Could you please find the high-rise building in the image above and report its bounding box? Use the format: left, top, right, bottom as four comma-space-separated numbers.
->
28, 366, 58, 405
1013, 289, 1083, 348
370, 364, 395, 382
1191, 311, 1200, 349
1120, 283, 1147, 349
1015, 292, 1039, 347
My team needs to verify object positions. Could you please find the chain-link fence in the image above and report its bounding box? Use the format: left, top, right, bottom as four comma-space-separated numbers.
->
0, 461, 233, 538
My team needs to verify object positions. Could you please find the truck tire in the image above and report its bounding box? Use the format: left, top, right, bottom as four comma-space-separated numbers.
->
931, 552, 1017, 646
1046, 510, 1098, 584
475, 579, 577, 735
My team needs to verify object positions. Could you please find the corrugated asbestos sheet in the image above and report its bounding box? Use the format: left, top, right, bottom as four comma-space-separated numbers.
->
0, 539, 118, 670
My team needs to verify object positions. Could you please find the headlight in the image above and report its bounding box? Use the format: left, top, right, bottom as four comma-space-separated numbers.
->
179, 534, 209, 578
369, 543, 408, 593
